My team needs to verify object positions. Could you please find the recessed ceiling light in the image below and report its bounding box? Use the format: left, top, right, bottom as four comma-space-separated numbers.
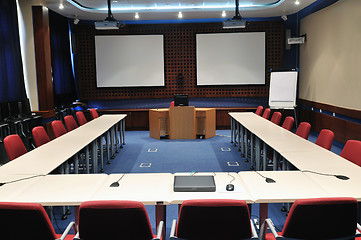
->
222, 11, 226, 17
135, 12, 139, 19
59, 3, 64, 9
295, 0, 300, 5
178, 11, 183, 18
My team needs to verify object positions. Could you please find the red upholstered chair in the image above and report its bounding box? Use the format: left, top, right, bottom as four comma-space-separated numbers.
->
0, 202, 76, 240
270, 112, 282, 125
340, 140, 361, 167
32, 126, 50, 147
262, 108, 271, 120
170, 101, 175, 107
76, 111, 87, 126
315, 129, 334, 150
77, 200, 163, 240
64, 115, 78, 132
262, 197, 359, 240
170, 199, 258, 239
281, 116, 294, 131
295, 122, 311, 139
51, 120, 67, 138
4, 134, 28, 161
89, 108, 99, 119
255, 106, 264, 116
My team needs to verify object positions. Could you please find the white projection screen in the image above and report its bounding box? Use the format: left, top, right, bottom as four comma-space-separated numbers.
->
95, 35, 164, 87
196, 32, 265, 86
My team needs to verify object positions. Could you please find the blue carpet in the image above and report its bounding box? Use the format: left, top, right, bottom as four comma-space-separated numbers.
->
53, 130, 344, 238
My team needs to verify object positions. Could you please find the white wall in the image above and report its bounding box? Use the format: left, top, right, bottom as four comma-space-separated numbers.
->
17, 0, 45, 111
299, 0, 361, 110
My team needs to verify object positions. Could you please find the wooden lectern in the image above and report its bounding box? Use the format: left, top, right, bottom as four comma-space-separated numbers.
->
169, 106, 196, 139
149, 107, 215, 140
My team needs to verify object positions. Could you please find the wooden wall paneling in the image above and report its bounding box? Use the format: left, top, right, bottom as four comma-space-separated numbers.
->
76, 21, 284, 100
298, 99, 361, 121
299, 108, 361, 144
97, 109, 149, 131
32, 6, 54, 112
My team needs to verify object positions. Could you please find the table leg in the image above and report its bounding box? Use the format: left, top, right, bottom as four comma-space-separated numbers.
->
156, 204, 166, 238
73, 155, 79, 174
255, 137, 261, 170
237, 122, 241, 152
74, 206, 79, 226
260, 203, 268, 237
98, 138, 104, 172
118, 122, 123, 148
230, 117, 234, 143
245, 129, 249, 162
115, 125, 119, 153
122, 119, 125, 145
85, 146, 90, 174
273, 151, 278, 171
251, 134, 255, 169
263, 142, 267, 171
92, 141, 97, 173
240, 125, 245, 157
110, 127, 115, 159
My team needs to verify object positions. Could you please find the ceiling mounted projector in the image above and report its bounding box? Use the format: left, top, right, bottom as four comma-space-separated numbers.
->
95, 0, 123, 30
223, 0, 246, 29
95, 21, 122, 30
223, 19, 246, 29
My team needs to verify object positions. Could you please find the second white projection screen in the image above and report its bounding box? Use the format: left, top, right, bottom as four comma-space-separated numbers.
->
196, 32, 265, 85
95, 35, 164, 87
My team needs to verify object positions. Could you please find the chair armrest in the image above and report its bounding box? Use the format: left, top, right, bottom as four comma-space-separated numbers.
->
73, 232, 80, 240
154, 220, 164, 240
57, 221, 77, 240
260, 218, 279, 240
169, 219, 178, 239
250, 219, 258, 239
356, 223, 361, 236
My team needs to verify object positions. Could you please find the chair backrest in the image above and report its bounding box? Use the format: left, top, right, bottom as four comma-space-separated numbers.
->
0, 202, 57, 239
315, 129, 334, 150
32, 126, 50, 147
64, 115, 78, 132
255, 106, 263, 116
281, 116, 294, 131
51, 120, 67, 138
262, 108, 271, 119
170, 101, 175, 107
79, 200, 154, 240
270, 112, 282, 125
281, 197, 358, 239
4, 134, 28, 161
295, 122, 311, 139
89, 108, 99, 119
176, 199, 252, 240
76, 111, 87, 126
340, 140, 361, 167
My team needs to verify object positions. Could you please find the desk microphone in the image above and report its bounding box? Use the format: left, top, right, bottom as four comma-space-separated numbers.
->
254, 171, 276, 183
109, 174, 126, 187
0, 174, 45, 186
302, 170, 349, 180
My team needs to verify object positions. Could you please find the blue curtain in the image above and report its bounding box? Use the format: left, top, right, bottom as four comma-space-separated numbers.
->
0, 0, 27, 103
49, 10, 76, 104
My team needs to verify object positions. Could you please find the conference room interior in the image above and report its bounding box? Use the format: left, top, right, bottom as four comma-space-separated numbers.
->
1, 0, 361, 239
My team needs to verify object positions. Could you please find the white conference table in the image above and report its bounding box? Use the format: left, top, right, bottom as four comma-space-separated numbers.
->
0, 114, 126, 175
229, 112, 361, 173
2, 170, 361, 235
238, 171, 332, 225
